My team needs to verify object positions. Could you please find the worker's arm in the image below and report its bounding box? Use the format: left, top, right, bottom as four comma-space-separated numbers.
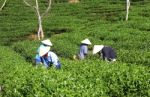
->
35, 54, 42, 64
48, 52, 61, 69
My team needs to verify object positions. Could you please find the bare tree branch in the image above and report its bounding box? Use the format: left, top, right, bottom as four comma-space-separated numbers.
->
35, 0, 40, 16
23, 0, 36, 9
0, 0, 7, 11
35, 0, 44, 39
41, 0, 52, 18
23, 0, 52, 40
126, 0, 130, 21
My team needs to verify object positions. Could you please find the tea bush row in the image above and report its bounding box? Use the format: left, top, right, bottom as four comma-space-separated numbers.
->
0, 0, 150, 96
0, 48, 149, 96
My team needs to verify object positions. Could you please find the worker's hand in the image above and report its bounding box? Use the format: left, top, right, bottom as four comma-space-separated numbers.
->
112, 59, 116, 62
73, 55, 77, 60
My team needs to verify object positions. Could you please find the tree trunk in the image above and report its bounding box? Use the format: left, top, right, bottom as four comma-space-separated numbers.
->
36, 0, 44, 40
126, 0, 130, 21
37, 16, 44, 40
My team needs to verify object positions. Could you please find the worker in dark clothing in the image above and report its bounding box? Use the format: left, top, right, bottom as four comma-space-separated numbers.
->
93, 45, 116, 62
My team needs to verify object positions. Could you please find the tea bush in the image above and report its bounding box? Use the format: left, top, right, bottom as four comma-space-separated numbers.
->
0, 0, 150, 96
0, 52, 149, 96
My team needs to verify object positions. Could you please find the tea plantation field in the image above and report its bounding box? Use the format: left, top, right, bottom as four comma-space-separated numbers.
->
0, 0, 150, 96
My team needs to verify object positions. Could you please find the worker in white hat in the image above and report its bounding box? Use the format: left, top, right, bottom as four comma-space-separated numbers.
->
93, 45, 116, 62
74, 38, 92, 60
37, 39, 53, 53
35, 46, 61, 69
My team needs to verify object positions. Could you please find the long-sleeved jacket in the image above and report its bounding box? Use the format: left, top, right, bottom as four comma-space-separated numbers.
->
78, 44, 88, 60
101, 46, 116, 61
35, 51, 61, 69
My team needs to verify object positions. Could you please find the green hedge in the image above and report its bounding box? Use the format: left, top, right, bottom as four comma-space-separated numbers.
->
1, 55, 150, 96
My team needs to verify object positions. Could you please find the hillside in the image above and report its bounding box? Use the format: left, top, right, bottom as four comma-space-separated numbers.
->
0, 0, 150, 96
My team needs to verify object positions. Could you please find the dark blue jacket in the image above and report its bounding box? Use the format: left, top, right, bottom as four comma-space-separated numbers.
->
101, 46, 116, 61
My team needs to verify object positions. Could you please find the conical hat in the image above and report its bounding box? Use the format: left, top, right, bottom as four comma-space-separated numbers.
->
81, 38, 91, 45
93, 45, 104, 54
39, 46, 50, 56
41, 39, 52, 46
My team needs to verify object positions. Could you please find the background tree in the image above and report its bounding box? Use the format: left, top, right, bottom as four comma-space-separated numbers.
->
0, 0, 7, 11
23, 0, 52, 40
126, 0, 130, 21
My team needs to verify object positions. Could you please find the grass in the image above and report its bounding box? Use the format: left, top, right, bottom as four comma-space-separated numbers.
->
0, 0, 150, 96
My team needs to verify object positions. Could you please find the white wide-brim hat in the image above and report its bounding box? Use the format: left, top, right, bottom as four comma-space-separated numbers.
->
39, 46, 50, 56
93, 45, 104, 54
41, 39, 52, 46
81, 38, 92, 45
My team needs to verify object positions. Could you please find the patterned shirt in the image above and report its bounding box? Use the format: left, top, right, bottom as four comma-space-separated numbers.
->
35, 51, 61, 69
